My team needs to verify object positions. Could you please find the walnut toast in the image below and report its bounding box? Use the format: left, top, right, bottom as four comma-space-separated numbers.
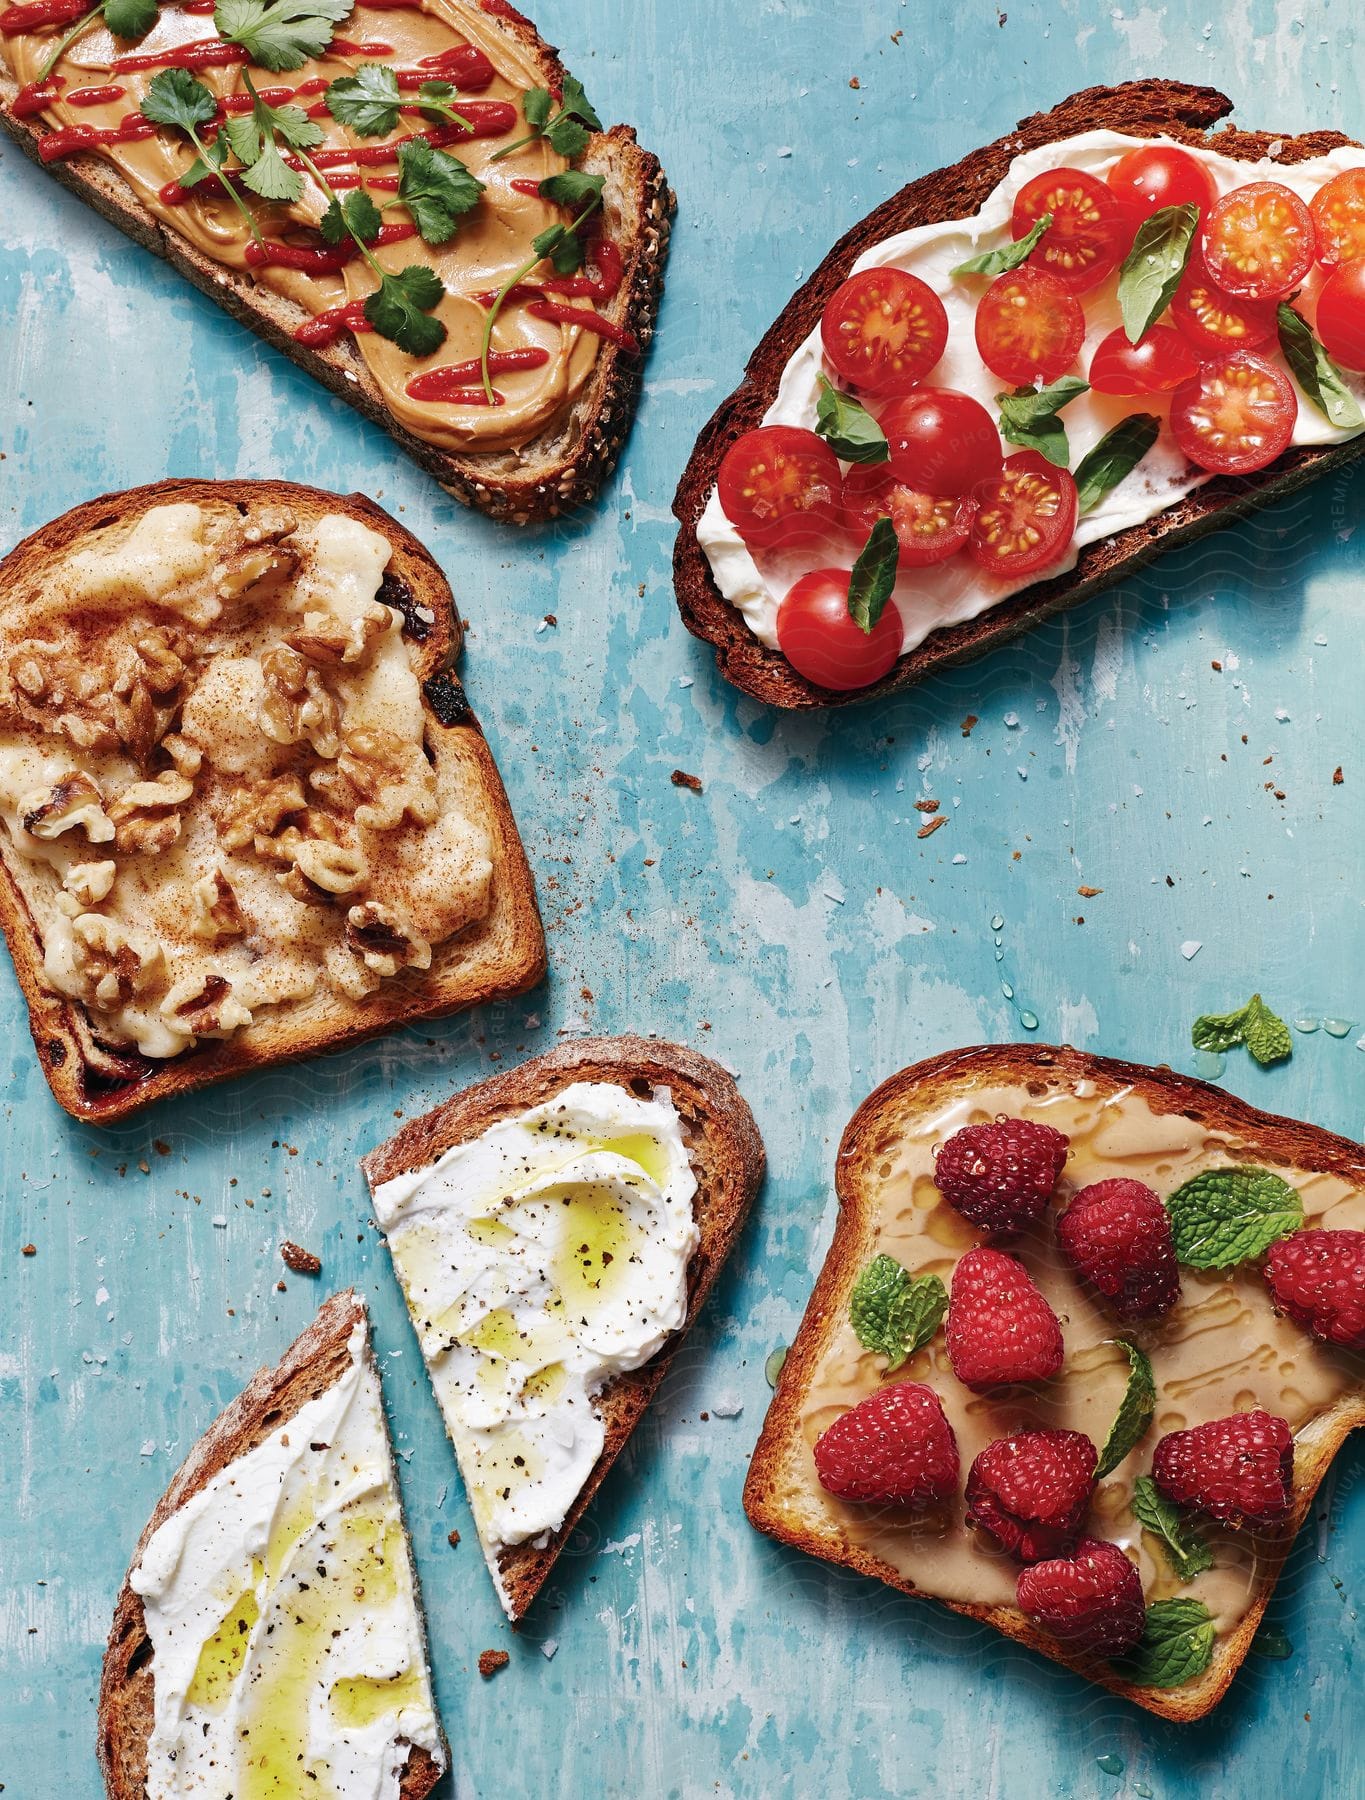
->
98, 1291, 448, 1800
672, 80, 1365, 707
0, 2, 672, 524
744, 1044, 1365, 1721
0, 479, 544, 1121
363, 1035, 766, 1620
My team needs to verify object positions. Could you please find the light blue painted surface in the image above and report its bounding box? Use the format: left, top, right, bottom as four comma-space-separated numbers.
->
1, 3, 1363, 1795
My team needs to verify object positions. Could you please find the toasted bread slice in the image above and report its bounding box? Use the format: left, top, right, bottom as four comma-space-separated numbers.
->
744, 1044, 1365, 1721
0, 479, 545, 1121
362, 1035, 765, 1619
672, 80, 1365, 707
98, 1291, 448, 1800
0, 6, 672, 525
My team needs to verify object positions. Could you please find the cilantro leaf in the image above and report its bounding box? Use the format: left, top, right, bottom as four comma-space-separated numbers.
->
1095, 1340, 1155, 1478
415, 80, 470, 129
814, 375, 890, 464
557, 73, 601, 131
1110, 1598, 1216, 1688
996, 376, 1090, 467
1277, 303, 1364, 429
224, 79, 322, 202
522, 86, 552, 129
545, 114, 590, 160
365, 263, 446, 357
397, 137, 483, 244
950, 210, 1052, 280
1191, 993, 1292, 1065
325, 62, 400, 136
846, 516, 900, 634
140, 66, 217, 131
320, 186, 381, 246
214, 0, 353, 72
1074, 413, 1161, 513
539, 168, 605, 211
1117, 203, 1200, 344
491, 68, 600, 162
1165, 1165, 1303, 1270
179, 134, 230, 188
104, 0, 158, 38
849, 1255, 947, 1373
1131, 1475, 1213, 1582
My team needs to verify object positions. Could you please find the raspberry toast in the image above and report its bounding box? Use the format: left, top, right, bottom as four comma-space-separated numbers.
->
743, 1045, 1365, 1721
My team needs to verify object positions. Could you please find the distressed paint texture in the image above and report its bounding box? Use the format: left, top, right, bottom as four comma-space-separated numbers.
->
1, 2, 1363, 1796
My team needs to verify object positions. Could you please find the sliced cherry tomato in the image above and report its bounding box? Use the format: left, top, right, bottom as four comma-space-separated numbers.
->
1171, 246, 1278, 355
968, 451, 1078, 578
820, 267, 949, 396
1168, 351, 1297, 475
974, 265, 1085, 387
776, 567, 904, 691
1315, 257, 1365, 371
880, 388, 1003, 497
1203, 181, 1316, 300
843, 464, 974, 567
717, 425, 843, 553
1105, 143, 1217, 230
1310, 169, 1365, 269
1011, 167, 1128, 292
1089, 324, 1199, 394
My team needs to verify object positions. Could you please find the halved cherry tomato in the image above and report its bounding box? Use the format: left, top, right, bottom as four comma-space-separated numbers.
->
1203, 182, 1316, 300
1168, 351, 1297, 475
968, 451, 1078, 578
1105, 143, 1217, 230
1011, 167, 1128, 292
1310, 169, 1365, 269
1315, 258, 1365, 371
843, 464, 974, 567
880, 389, 1003, 497
974, 265, 1085, 387
776, 567, 904, 691
1170, 246, 1278, 355
717, 425, 843, 553
820, 267, 949, 396
1089, 324, 1199, 395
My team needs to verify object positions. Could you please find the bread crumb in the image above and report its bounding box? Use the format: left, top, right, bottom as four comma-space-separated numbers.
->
1077, 885, 1103, 898
1333, 766, 1344, 784
1211, 659, 1222, 671
914, 798, 939, 814
960, 714, 978, 736
848, 75, 860, 88
20, 1243, 36, 1256
447, 1529, 460, 1547
671, 769, 703, 792
280, 1240, 322, 1275
917, 816, 948, 839
478, 1650, 510, 1679
542, 613, 557, 627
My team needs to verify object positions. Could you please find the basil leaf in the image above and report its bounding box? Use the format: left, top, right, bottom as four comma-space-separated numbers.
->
1095, 1340, 1156, 1477
849, 1255, 947, 1372
1131, 1475, 1213, 1582
950, 210, 1053, 280
1118, 203, 1199, 344
1074, 413, 1161, 513
1243, 994, 1293, 1066
814, 375, 889, 465
996, 376, 1090, 467
1165, 1165, 1303, 1270
1277, 303, 1364, 429
845, 516, 900, 634
1111, 1598, 1216, 1688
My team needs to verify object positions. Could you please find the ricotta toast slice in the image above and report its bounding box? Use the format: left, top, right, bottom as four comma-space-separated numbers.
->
363, 1035, 765, 1619
744, 1044, 1365, 1721
98, 1291, 447, 1800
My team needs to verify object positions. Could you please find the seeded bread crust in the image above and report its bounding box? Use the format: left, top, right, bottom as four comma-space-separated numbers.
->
96, 1291, 448, 1800
742, 1043, 1365, 1721
362, 1034, 767, 1620
0, 1, 673, 525
671, 80, 1365, 707
0, 479, 546, 1122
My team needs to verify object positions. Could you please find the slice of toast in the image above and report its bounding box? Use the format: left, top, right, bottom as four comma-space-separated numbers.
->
98, 1291, 448, 1799
744, 1044, 1365, 1721
362, 1034, 766, 1619
0, 5, 673, 525
0, 479, 545, 1121
672, 80, 1365, 707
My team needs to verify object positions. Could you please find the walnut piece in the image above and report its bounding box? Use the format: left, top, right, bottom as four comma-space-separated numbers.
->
212, 508, 299, 601
219, 773, 307, 853
345, 900, 432, 977
310, 728, 438, 832
63, 860, 117, 907
48, 913, 164, 1011
19, 772, 115, 844
109, 769, 194, 855
159, 971, 253, 1037
190, 868, 247, 941
258, 644, 341, 760
280, 837, 369, 902
286, 602, 394, 668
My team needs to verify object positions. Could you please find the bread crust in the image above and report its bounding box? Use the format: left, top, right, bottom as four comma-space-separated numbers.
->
742, 1043, 1365, 1721
0, 478, 546, 1122
671, 80, 1365, 707
362, 1034, 767, 1619
96, 1291, 448, 1800
0, 4, 674, 525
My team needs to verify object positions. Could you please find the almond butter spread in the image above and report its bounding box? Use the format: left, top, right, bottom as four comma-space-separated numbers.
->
0, 499, 492, 1058
798, 1078, 1364, 1636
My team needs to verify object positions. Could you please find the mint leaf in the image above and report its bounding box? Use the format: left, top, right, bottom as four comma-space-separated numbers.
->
365, 264, 446, 357
1095, 1340, 1155, 1478
320, 187, 381, 246
1277, 303, 1364, 430
814, 375, 889, 465
1244, 994, 1293, 1066
1111, 1598, 1216, 1688
1074, 413, 1160, 513
846, 516, 899, 634
950, 210, 1052, 279
1131, 1474, 1213, 1582
325, 63, 400, 136
849, 1255, 947, 1372
215, 0, 353, 70
397, 137, 483, 244
104, 0, 158, 37
1165, 1165, 1303, 1269
1250, 1624, 1293, 1660
1118, 203, 1199, 344
1191, 999, 1253, 1055
141, 66, 217, 131
996, 376, 1089, 467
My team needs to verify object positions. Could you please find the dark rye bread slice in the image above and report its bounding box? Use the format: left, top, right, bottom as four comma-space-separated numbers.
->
362, 1034, 766, 1619
743, 1044, 1365, 1721
0, 2, 673, 525
98, 1290, 448, 1800
672, 80, 1365, 708
0, 478, 545, 1122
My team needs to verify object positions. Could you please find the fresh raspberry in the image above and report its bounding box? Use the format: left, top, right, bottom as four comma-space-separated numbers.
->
1016, 1537, 1147, 1657
1264, 1228, 1365, 1350
1056, 1178, 1181, 1320
946, 1247, 1065, 1390
813, 1381, 960, 1506
965, 1429, 1098, 1562
933, 1116, 1070, 1235
1151, 1410, 1294, 1527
